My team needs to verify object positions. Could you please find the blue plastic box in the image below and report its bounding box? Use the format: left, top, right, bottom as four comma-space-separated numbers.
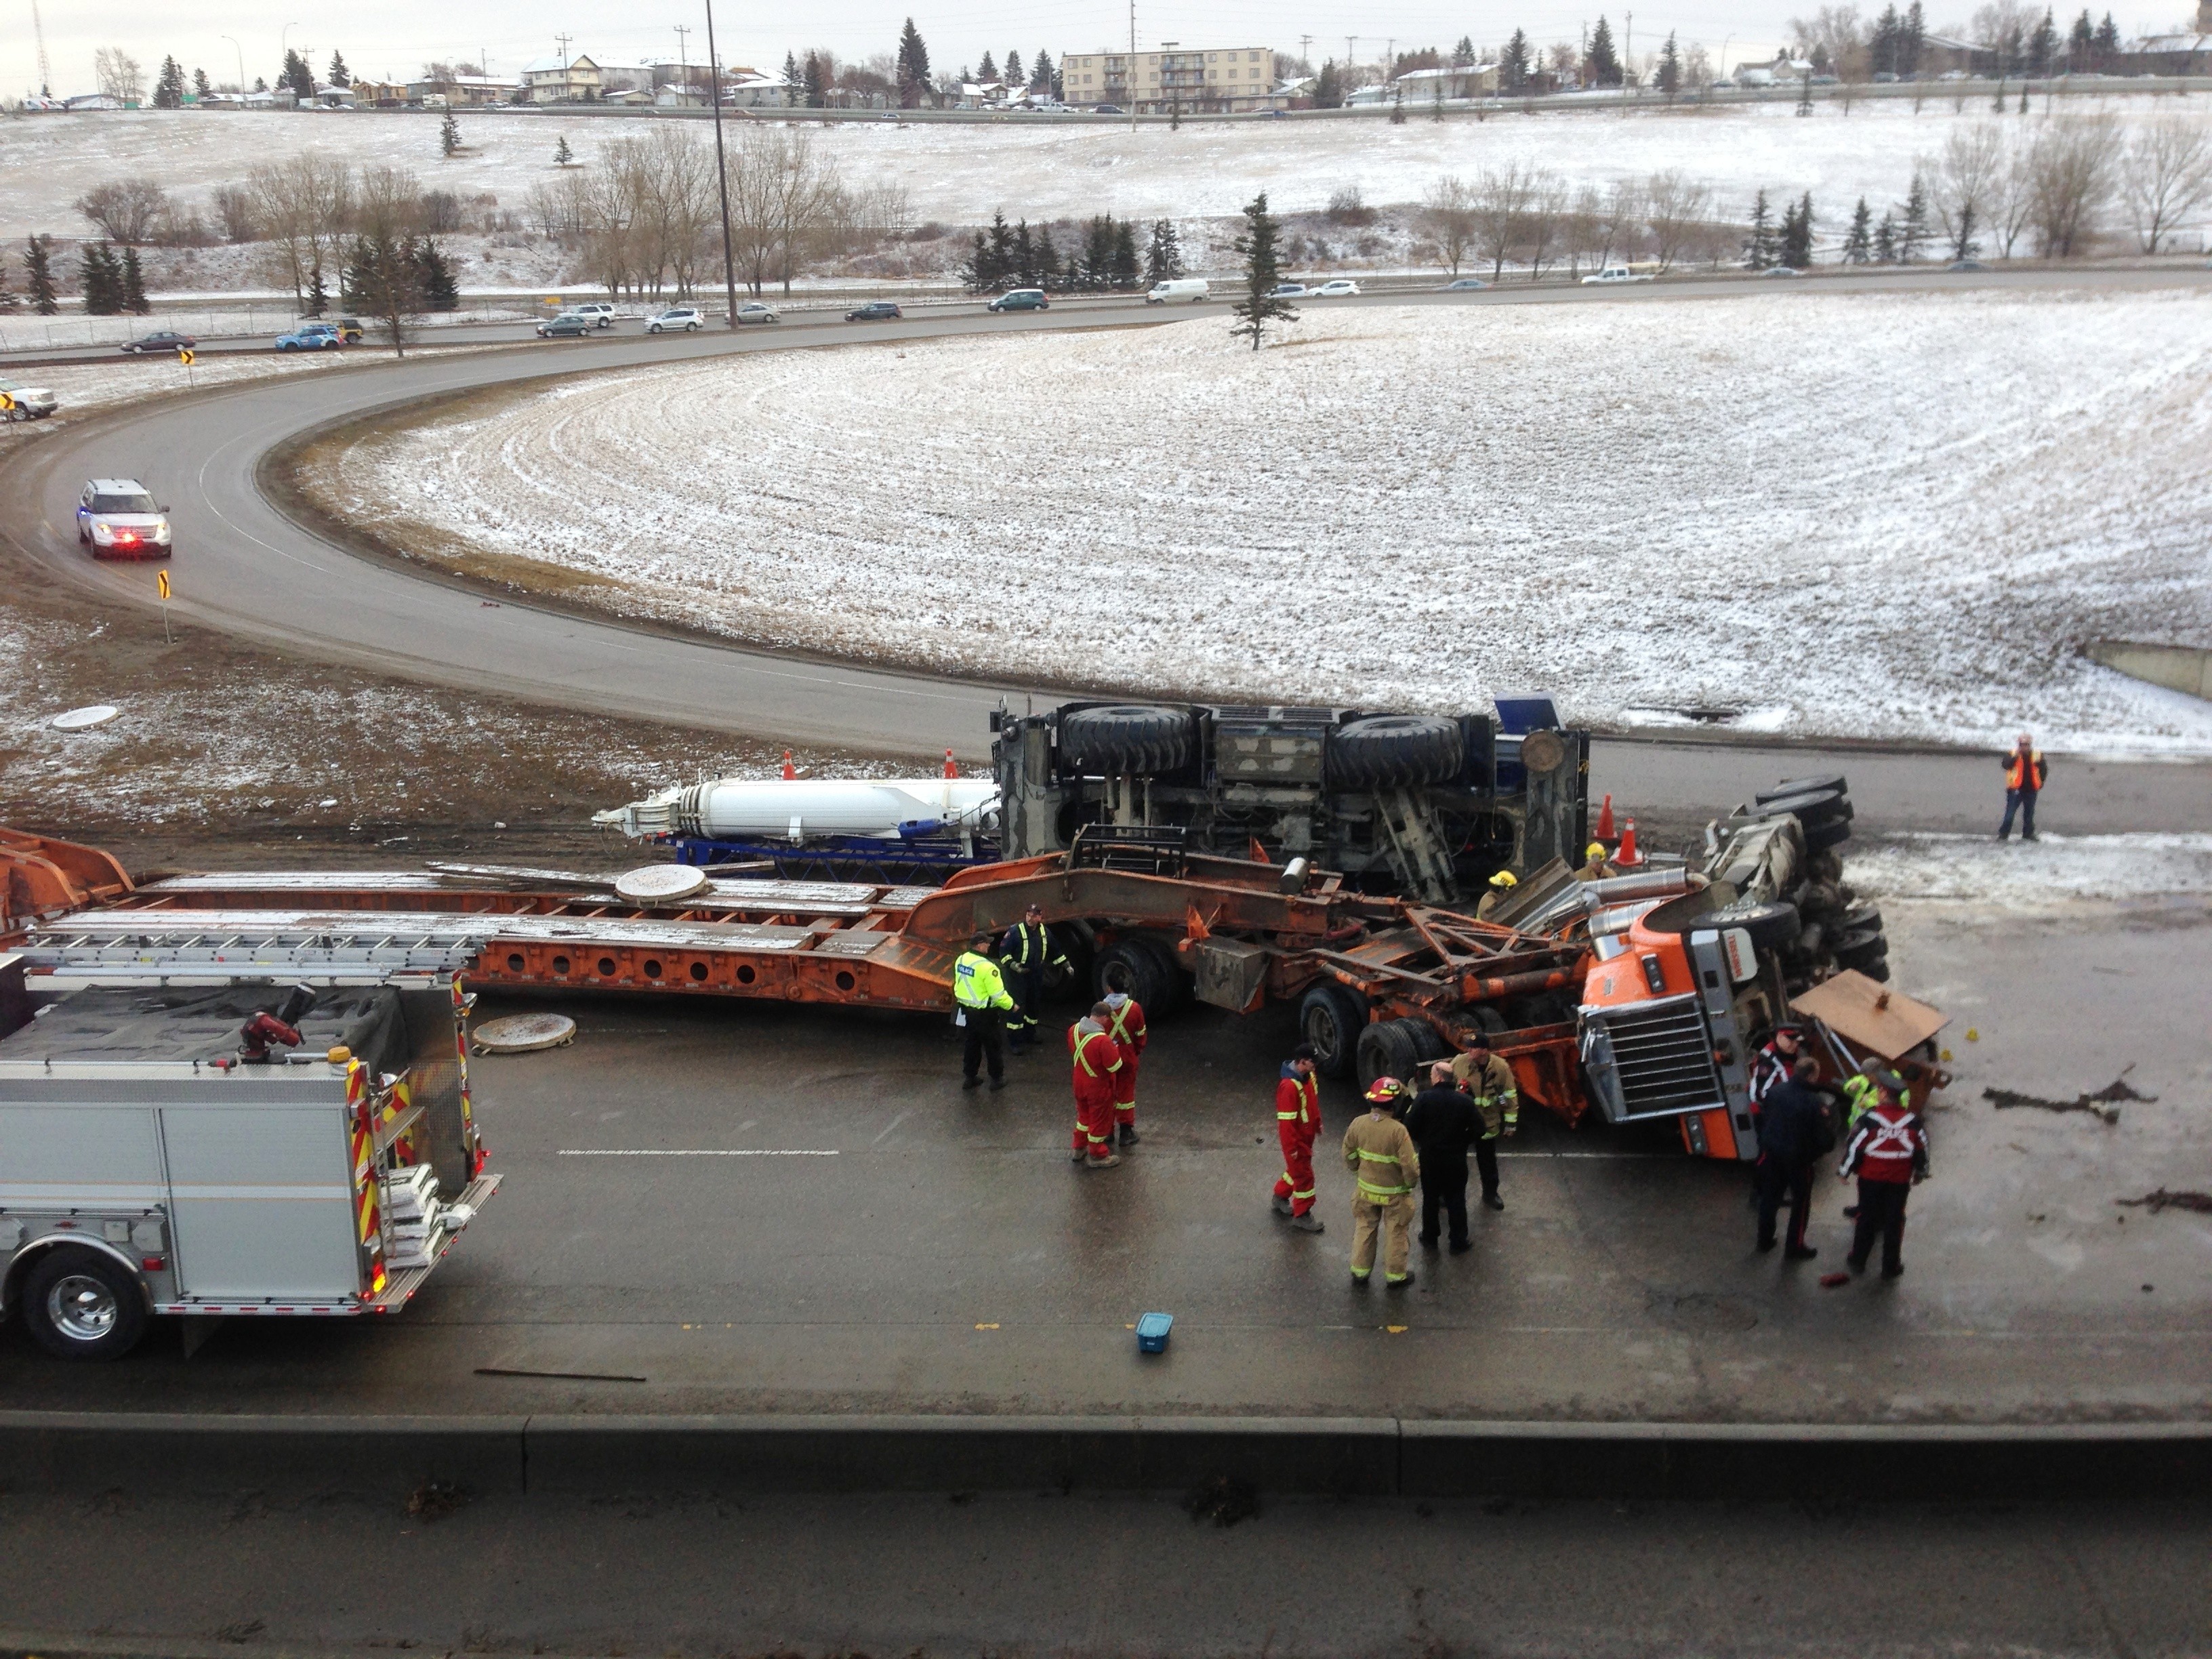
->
1136, 1312, 1173, 1353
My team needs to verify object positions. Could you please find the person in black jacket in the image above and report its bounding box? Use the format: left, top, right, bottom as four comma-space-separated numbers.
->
1404, 1061, 1483, 1254
1754, 1054, 1831, 1261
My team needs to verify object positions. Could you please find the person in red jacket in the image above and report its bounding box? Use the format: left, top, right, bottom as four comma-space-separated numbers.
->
1102, 988, 1148, 1145
1067, 1002, 1124, 1169
1839, 1067, 1929, 1278
1271, 1042, 1325, 1234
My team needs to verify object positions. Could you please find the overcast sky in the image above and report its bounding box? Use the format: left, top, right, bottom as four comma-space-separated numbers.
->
8, 1, 2190, 95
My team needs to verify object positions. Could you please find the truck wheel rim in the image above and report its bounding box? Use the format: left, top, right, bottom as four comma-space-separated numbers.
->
47, 1274, 119, 1340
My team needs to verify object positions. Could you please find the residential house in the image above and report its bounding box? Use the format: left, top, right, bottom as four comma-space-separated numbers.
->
522, 54, 602, 103
1391, 63, 1500, 100
348, 78, 409, 107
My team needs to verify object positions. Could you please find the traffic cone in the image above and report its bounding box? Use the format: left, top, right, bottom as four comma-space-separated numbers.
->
1595, 793, 1615, 842
943, 748, 958, 779
1616, 817, 1641, 867
781, 750, 795, 781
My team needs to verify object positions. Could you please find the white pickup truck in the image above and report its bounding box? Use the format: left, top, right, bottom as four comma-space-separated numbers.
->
0, 378, 58, 421
1581, 265, 1655, 285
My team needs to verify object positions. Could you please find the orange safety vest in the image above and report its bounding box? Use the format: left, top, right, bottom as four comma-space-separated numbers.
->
2005, 750, 2046, 791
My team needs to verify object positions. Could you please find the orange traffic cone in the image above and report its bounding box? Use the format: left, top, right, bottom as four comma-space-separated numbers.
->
943, 748, 958, 779
1595, 793, 1616, 842
1617, 817, 1641, 867
781, 750, 795, 781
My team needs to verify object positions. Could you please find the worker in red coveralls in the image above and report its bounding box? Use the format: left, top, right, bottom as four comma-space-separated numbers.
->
1839, 1067, 1930, 1279
1067, 1001, 1124, 1170
1270, 1042, 1325, 1234
1102, 987, 1148, 1146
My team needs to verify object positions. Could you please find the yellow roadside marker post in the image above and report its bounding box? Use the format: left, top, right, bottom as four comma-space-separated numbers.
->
157, 567, 172, 642
178, 346, 195, 389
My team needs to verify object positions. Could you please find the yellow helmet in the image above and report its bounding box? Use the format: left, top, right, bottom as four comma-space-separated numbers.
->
1488, 870, 1517, 888
1586, 842, 1608, 860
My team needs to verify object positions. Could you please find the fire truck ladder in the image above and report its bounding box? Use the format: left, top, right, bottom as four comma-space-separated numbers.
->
18, 914, 493, 986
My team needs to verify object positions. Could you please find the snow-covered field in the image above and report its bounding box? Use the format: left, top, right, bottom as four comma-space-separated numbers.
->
317, 286, 2212, 754
7, 97, 2209, 245
1853, 832, 2212, 905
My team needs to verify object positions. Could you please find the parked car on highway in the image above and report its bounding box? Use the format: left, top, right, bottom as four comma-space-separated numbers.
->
1440, 277, 1489, 290
535, 314, 594, 338
1267, 282, 1309, 298
987, 289, 1050, 312
118, 330, 197, 354
1092, 104, 1124, 114
326, 316, 365, 343
1313, 279, 1361, 297
1947, 258, 1989, 272
76, 477, 171, 559
1145, 278, 1210, 304
1762, 265, 1802, 276
1582, 264, 1654, 285
1250, 108, 1288, 118
0, 377, 58, 421
845, 301, 903, 321
274, 323, 346, 351
647, 307, 705, 333
570, 302, 619, 328
736, 301, 781, 324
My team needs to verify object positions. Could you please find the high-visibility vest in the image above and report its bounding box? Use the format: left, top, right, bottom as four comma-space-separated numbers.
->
2005, 750, 2046, 791
1002, 922, 1063, 970
954, 951, 1011, 1010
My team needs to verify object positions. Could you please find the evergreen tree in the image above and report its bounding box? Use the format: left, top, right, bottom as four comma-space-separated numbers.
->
153, 56, 186, 108
988, 211, 1015, 282
1390, 80, 1408, 123
1012, 221, 1036, 287
2028, 9, 2058, 73
192, 67, 211, 100
1080, 216, 1116, 289
1030, 50, 1054, 93
554, 134, 574, 165
1033, 224, 1057, 283
306, 262, 329, 316
327, 51, 350, 87
1063, 250, 1083, 292
783, 52, 802, 97
253, 77, 268, 93
1657, 33, 1681, 96
1873, 212, 1898, 263
1432, 77, 1446, 121
1314, 59, 1343, 107
340, 237, 374, 309
26, 237, 59, 314
2069, 9, 2095, 67
121, 246, 149, 313
414, 239, 459, 310
896, 19, 930, 106
80, 243, 121, 314
960, 230, 993, 291
441, 111, 462, 157
1453, 35, 1477, 66
1781, 193, 1814, 267
1745, 190, 1777, 269
1902, 1, 1927, 73
1005, 50, 1024, 88
2093, 12, 2118, 58
1586, 16, 1622, 87
0, 252, 16, 314
803, 52, 826, 107
1501, 30, 1532, 89
1110, 219, 1140, 287
1797, 70, 1814, 114
1145, 219, 1185, 283
1899, 173, 1930, 261
977, 51, 997, 83
281, 49, 314, 100
1949, 201, 1980, 262
1229, 192, 1296, 351
1842, 197, 1873, 263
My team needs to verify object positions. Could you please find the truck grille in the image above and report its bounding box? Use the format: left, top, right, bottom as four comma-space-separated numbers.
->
1593, 996, 1723, 1119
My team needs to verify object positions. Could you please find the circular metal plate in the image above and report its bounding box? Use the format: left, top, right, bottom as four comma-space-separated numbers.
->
1519, 729, 1567, 774
613, 863, 712, 903
471, 1013, 578, 1055
50, 705, 121, 731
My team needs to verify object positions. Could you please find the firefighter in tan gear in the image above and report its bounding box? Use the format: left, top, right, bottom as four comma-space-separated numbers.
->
1452, 1033, 1519, 1211
1343, 1076, 1420, 1288
1475, 869, 1516, 922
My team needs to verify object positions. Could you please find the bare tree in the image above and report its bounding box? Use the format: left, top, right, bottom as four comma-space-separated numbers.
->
1418, 175, 1478, 274
2026, 115, 2121, 258
1473, 162, 1535, 281
1929, 123, 2007, 260
1645, 169, 1712, 270
249, 154, 354, 307
352, 165, 424, 354
93, 47, 145, 104
2122, 116, 2212, 254
1788, 6, 1867, 81
75, 180, 171, 244
770, 127, 843, 293
1596, 178, 1645, 268
211, 184, 260, 243
1990, 144, 2036, 258
1520, 170, 1569, 279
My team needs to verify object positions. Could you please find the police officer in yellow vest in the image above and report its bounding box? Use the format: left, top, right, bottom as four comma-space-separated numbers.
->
954, 930, 1015, 1091
1451, 1031, 1519, 1211
999, 903, 1069, 1054
1343, 1076, 1421, 1288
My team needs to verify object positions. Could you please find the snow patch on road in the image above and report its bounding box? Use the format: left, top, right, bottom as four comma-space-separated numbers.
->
1853, 832, 2212, 905
327, 287, 2212, 754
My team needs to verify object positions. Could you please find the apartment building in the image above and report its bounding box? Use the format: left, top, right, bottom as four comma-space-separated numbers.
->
1059, 45, 1277, 111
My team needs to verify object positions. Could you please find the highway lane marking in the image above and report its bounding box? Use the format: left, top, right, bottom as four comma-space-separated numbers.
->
871, 1109, 912, 1145
558, 1147, 839, 1156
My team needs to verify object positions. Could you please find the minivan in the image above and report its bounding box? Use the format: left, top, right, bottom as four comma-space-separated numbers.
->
987, 289, 1050, 312
1146, 278, 1210, 305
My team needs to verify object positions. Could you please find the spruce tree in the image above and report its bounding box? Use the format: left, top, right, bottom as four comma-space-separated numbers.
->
1586, 17, 1622, 87
1031, 50, 1054, 94
1063, 251, 1082, 292
1781, 193, 1814, 268
1454, 35, 1477, 65
0, 254, 16, 314
961, 230, 992, 291
1658, 34, 1681, 96
1873, 213, 1898, 263
1502, 30, 1532, 90
1745, 190, 1776, 269
1843, 197, 1872, 263
281, 49, 314, 100
1899, 173, 1929, 262
1797, 71, 1814, 115
1012, 221, 1036, 287
81, 244, 120, 314
441, 111, 462, 157
1110, 220, 1140, 287
1314, 60, 1343, 107
896, 20, 930, 107
153, 56, 186, 108
987, 211, 1015, 283
1033, 224, 1057, 284
1080, 216, 1115, 289
803, 52, 826, 108
121, 246, 150, 314
1006, 51, 1025, 89
1145, 220, 1185, 283
328, 51, 350, 87
554, 134, 574, 166
1229, 192, 1296, 351
1391, 81, 1408, 123
783, 52, 802, 98
977, 51, 997, 83
26, 237, 59, 314
415, 240, 459, 310
306, 263, 329, 317
192, 67, 210, 99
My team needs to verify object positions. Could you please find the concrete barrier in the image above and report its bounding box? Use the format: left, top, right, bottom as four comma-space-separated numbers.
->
1, 1412, 2205, 1500
2087, 640, 2211, 701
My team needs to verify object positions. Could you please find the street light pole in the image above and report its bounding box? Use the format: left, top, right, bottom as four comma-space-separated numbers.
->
222, 35, 244, 92
704, 0, 741, 329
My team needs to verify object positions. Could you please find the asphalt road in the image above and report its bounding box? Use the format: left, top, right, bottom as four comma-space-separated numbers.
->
5, 264, 2209, 823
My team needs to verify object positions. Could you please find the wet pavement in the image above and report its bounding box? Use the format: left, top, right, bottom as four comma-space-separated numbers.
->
2, 898, 2205, 1424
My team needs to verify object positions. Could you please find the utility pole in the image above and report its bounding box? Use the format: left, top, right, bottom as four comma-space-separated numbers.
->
674, 23, 691, 91
1385, 37, 1395, 84
556, 32, 573, 71
703, 1, 739, 330
1299, 33, 1313, 70
1129, 0, 1138, 129
1625, 12, 1633, 101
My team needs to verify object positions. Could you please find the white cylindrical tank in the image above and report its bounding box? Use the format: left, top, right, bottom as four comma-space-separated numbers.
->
595, 778, 999, 842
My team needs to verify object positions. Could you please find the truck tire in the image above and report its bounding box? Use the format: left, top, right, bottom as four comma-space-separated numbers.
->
1356, 1019, 1421, 1090
20, 1248, 147, 1361
1299, 981, 1368, 1079
1057, 704, 1193, 775
1471, 1004, 1509, 1037
1735, 790, 1851, 830
1134, 934, 1188, 1012
1326, 716, 1465, 790
1094, 938, 1173, 1010
1837, 905, 1883, 935
1758, 775, 1847, 804
1704, 899, 1801, 951
1835, 937, 1889, 972
1804, 817, 1852, 852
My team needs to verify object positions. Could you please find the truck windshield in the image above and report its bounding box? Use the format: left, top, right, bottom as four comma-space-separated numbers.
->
91, 492, 159, 514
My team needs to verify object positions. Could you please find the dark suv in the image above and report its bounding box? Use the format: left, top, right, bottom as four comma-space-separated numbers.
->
844, 301, 903, 322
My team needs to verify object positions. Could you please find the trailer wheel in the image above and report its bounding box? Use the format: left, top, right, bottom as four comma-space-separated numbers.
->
1094, 939, 1173, 1010
20, 1248, 147, 1361
1757, 775, 1847, 805
1804, 817, 1853, 852
1356, 1019, 1422, 1090
1808, 848, 1845, 883
1298, 981, 1368, 1079
1471, 1004, 1509, 1038
1326, 716, 1466, 790
1057, 704, 1193, 775
1704, 899, 1801, 951
1836, 905, 1883, 935
1134, 935, 1189, 1012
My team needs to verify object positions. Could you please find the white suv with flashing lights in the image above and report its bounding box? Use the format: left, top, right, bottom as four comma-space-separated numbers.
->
77, 478, 172, 559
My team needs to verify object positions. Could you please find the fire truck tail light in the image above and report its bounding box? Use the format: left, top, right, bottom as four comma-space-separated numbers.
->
141, 1256, 167, 1270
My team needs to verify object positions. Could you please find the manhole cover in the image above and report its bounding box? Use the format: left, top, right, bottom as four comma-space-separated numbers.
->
613, 863, 711, 903
1668, 1292, 1759, 1332
50, 704, 121, 731
472, 1013, 578, 1055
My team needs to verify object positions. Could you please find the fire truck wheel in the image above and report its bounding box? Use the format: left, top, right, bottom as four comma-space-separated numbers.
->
1094, 939, 1173, 1010
20, 1248, 148, 1361
1356, 1019, 1422, 1090
1056, 704, 1193, 775
1758, 775, 1847, 804
1298, 981, 1368, 1079
1325, 716, 1466, 790
1804, 817, 1853, 852
1703, 899, 1802, 950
